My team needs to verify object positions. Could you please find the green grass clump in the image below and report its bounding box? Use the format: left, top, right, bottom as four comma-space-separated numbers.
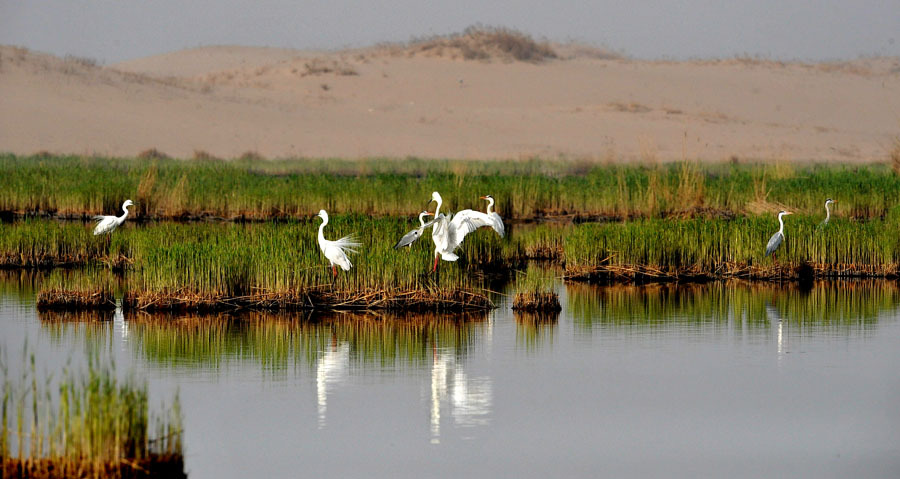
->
1, 349, 184, 478
511, 264, 561, 312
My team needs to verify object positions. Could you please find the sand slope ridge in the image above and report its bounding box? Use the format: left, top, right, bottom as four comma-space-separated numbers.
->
2, 40, 899, 161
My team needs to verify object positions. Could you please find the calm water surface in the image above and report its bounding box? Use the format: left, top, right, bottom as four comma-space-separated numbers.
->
2, 278, 899, 478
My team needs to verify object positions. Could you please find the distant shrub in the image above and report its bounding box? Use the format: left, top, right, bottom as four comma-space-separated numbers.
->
137, 148, 170, 160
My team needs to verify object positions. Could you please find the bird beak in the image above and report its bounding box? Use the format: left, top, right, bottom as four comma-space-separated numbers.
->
479, 196, 487, 200
786, 212, 793, 215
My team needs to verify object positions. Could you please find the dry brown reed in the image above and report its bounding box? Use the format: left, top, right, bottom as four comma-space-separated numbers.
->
122, 288, 494, 313
512, 291, 561, 312
36, 289, 116, 311
2, 456, 186, 479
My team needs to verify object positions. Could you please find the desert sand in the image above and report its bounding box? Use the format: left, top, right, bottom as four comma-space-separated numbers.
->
1, 39, 899, 162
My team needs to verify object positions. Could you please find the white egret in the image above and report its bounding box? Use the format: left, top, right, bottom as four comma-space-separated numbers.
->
92, 199, 134, 235
817, 198, 836, 230
765, 210, 793, 261
428, 192, 476, 272
316, 209, 360, 277
394, 211, 435, 250
456, 195, 506, 238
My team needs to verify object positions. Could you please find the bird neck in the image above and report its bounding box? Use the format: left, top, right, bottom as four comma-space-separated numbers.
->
825, 203, 831, 221
318, 217, 328, 243
485, 198, 494, 215
418, 212, 428, 227
434, 198, 442, 217
777, 213, 785, 235
119, 204, 130, 221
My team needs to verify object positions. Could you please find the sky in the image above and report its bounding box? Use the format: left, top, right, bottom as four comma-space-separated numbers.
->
1, 0, 898, 63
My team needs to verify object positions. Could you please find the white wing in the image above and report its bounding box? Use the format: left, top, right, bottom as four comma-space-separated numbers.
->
450, 209, 495, 244
92, 216, 118, 235
488, 212, 505, 238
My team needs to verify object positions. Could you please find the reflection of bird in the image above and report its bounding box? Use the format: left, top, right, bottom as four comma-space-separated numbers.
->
430, 349, 492, 444
316, 342, 350, 429
394, 211, 435, 249
428, 192, 476, 272
817, 198, 836, 230
316, 209, 360, 277
92, 199, 134, 235
765, 210, 793, 261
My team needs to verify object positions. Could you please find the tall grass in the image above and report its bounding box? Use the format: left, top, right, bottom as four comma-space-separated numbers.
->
0, 348, 184, 478
564, 213, 900, 279
3, 154, 900, 220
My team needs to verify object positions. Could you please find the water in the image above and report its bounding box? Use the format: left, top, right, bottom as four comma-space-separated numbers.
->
2, 278, 900, 478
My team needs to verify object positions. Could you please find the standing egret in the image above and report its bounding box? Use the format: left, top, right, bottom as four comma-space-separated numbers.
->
316, 209, 360, 277
93, 200, 134, 235
394, 211, 435, 250
817, 198, 836, 230
428, 192, 476, 272
765, 210, 793, 261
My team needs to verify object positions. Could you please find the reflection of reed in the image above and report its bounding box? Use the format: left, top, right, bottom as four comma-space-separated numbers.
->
124, 310, 490, 372
568, 280, 900, 332
514, 311, 558, 352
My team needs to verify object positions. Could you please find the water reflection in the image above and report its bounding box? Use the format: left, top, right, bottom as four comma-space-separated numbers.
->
514, 311, 558, 352
567, 280, 898, 334
429, 347, 492, 444
317, 340, 349, 429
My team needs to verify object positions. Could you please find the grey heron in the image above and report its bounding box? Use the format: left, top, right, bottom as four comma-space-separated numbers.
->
394, 211, 435, 249
817, 198, 836, 230
765, 210, 793, 261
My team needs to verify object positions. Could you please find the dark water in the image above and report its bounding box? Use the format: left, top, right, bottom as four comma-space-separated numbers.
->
2, 277, 900, 478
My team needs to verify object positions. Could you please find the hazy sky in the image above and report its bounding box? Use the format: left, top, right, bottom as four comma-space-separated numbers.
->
1, 0, 898, 63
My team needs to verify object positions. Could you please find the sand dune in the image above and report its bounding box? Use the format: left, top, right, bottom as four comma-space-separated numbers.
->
1, 41, 899, 161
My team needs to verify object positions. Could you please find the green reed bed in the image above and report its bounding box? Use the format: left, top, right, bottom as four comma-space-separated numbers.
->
566, 280, 898, 331
124, 311, 488, 372
511, 264, 561, 312
35, 268, 119, 312
3, 154, 900, 221
121, 218, 495, 311
564, 213, 900, 280
0, 351, 184, 479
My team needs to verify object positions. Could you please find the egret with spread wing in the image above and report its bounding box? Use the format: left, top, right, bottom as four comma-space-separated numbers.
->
765, 210, 792, 261
428, 191, 476, 272
817, 198, 836, 230
93, 200, 134, 235
316, 209, 360, 277
394, 211, 435, 249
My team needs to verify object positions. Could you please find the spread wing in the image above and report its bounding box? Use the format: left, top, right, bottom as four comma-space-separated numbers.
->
394, 228, 423, 249
450, 209, 494, 243
489, 212, 505, 238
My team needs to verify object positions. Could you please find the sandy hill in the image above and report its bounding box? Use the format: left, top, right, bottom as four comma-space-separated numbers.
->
2, 32, 899, 162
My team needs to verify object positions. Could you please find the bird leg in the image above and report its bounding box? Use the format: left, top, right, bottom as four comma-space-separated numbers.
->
431, 255, 439, 273
332, 264, 337, 277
